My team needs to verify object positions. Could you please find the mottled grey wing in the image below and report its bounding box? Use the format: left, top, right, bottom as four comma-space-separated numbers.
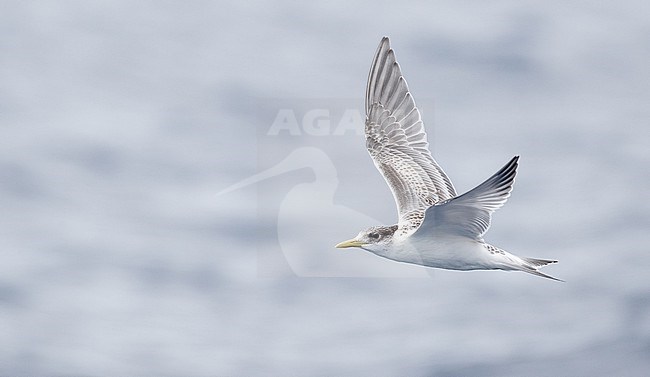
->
365, 37, 456, 235
414, 156, 519, 240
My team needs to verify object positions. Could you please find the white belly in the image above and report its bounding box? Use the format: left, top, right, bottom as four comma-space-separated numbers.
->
372, 236, 496, 271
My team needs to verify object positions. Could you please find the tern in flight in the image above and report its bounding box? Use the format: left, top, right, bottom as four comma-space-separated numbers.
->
336, 37, 561, 281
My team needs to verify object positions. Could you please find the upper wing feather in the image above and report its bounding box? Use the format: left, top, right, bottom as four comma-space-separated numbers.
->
414, 156, 519, 240
365, 37, 456, 236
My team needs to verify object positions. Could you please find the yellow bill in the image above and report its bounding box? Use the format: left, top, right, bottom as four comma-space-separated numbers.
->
335, 239, 364, 248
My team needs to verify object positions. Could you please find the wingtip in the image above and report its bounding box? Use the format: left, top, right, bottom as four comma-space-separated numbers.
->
504, 155, 519, 175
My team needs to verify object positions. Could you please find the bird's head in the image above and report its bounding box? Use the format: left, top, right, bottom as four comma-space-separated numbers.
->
335, 225, 398, 252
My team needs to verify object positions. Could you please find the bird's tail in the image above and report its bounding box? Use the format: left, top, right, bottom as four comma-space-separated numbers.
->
517, 257, 563, 282
489, 245, 563, 281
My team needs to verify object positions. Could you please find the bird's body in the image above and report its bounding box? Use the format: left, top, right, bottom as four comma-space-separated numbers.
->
377, 235, 555, 277
370, 234, 492, 270
336, 37, 561, 281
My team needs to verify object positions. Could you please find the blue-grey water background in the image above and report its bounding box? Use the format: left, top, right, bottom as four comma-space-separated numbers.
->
2, 1, 649, 376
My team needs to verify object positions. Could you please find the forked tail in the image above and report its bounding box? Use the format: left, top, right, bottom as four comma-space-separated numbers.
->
489, 244, 563, 281
518, 257, 563, 282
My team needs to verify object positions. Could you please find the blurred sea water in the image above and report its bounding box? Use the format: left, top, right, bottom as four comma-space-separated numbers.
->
1, 1, 649, 376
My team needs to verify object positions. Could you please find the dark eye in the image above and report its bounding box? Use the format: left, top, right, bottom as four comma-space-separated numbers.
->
368, 232, 380, 239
